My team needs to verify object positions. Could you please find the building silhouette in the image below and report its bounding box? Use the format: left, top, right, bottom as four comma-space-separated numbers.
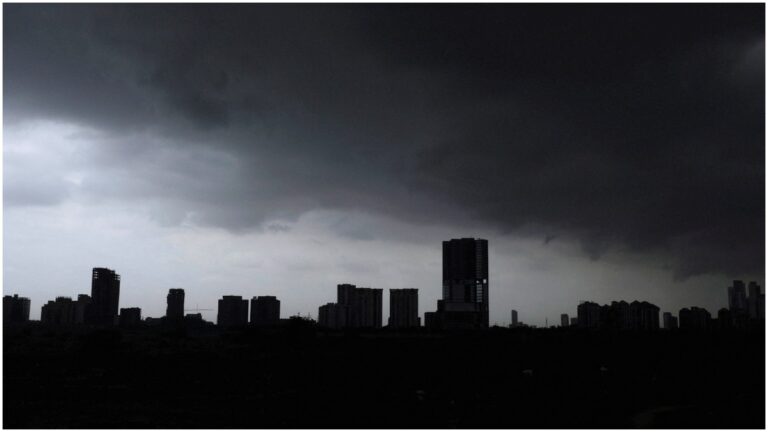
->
3, 294, 30, 324
388, 288, 419, 328
609, 301, 631, 329
679, 307, 711, 329
250, 296, 281, 326
663, 312, 678, 330
570, 317, 578, 326
87, 267, 120, 325
41, 297, 76, 325
577, 301, 601, 328
510, 310, 518, 327
217, 295, 249, 327
166, 288, 185, 322
577, 300, 659, 330
426, 238, 489, 330
560, 313, 569, 327
629, 301, 660, 330
318, 302, 347, 329
119, 307, 142, 326
74, 294, 91, 324
337, 284, 383, 328
728, 280, 748, 313
747, 282, 764, 320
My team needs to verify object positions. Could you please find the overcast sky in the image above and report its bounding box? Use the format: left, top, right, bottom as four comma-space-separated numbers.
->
4, 4, 764, 325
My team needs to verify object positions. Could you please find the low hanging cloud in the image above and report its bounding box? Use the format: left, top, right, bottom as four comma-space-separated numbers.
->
4, 4, 764, 282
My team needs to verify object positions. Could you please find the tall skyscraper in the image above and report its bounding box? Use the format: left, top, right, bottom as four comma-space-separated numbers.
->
560, 313, 569, 327
336, 284, 383, 328
166, 288, 185, 321
510, 310, 518, 327
250, 296, 281, 326
3, 294, 30, 324
217, 296, 249, 327
426, 238, 489, 330
88, 267, 120, 325
442, 238, 489, 327
389, 288, 419, 328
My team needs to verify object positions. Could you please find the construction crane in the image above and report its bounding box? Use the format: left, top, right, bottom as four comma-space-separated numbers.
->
184, 304, 212, 313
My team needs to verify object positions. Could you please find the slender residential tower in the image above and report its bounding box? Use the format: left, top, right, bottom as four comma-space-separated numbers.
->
166, 288, 185, 322
425, 238, 489, 329
88, 267, 120, 325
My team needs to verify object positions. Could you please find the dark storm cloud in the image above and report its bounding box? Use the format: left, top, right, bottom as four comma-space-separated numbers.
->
4, 4, 764, 278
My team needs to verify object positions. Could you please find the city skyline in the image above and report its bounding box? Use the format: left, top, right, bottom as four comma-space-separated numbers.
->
6, 241, 764, 328
4, 4, 764, 327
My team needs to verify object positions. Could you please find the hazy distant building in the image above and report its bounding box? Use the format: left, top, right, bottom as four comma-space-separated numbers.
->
679, 307, 711, 330
716, 308, 733, 329
337, 284, 383, 328
728, 280, 748, 313
166, 288, 185, 322
250, 296, 281, 326
663, 312, 678, 330
318, 302, 347, 329
570, 317, 578, 326
560, 314, 569, 327
389, 288, 419, 328
426, 238, 489, 330
510, 310, 518, 327
87, 267, 120, 325
747, 282, 764, 320
3, 294, 31, 324
577, 301, 601, 328
119, 307, 142, 326
217, 295, 249, 327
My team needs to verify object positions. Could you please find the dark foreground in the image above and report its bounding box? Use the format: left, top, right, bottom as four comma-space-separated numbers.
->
4, 324, 765, 428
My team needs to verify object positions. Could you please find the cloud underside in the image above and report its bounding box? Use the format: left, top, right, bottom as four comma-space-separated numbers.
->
4, 4, 765, 279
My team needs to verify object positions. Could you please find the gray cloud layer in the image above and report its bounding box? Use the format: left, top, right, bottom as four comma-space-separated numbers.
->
5, 4, 764, 279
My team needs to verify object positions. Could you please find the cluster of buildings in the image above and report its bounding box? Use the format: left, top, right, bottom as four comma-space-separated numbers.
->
574, 300, 661, 330
215, 295, 281, 327
549, 280, 764, 331
3, 239, 765, 332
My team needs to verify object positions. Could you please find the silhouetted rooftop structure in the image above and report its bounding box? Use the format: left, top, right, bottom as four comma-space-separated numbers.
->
217, 295, 248, 327
166, 288, 185, 322
389, 288, 419, 328
318, 302, 347, 329
119, 307, 142, 326
250, 296, 281, 326
578, 300, 659, 330
337, 284, 382, 328
87, 267, 120, 325
427, 238, 489, 330
679, 307, 711, 330
3, 294, 31, 324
